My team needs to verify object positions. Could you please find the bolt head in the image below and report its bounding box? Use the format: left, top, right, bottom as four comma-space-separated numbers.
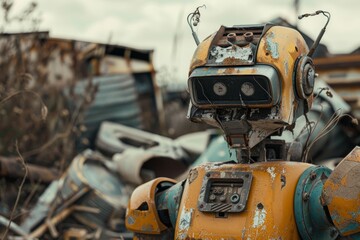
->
303, 192, 310, 201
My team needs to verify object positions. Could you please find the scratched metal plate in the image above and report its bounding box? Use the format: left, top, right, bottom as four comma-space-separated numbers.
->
198, 171, 253, 213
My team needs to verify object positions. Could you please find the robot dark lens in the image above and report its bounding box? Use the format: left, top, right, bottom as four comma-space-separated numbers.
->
192, 75, 271, 106
213, 82, 227, 96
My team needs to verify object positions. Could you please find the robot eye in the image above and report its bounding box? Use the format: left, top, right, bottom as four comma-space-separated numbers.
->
213, 82, 227, 96
241, 82, 255, 96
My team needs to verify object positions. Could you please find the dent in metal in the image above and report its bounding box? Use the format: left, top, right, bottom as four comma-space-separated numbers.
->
265, 32, 279, 59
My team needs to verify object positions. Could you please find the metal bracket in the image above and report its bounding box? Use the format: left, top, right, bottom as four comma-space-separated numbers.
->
198, 171, 252, 213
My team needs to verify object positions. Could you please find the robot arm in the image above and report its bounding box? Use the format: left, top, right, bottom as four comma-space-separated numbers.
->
322, 147, 360, 238
126, 177, 184, 239
294, 147, 360, 240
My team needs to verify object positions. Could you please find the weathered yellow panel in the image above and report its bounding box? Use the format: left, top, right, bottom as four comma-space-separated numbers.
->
175, 161, 312, 239
257, 26, 310, 124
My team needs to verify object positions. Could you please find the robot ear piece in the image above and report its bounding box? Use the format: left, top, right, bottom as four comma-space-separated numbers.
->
294, 56, 316, 99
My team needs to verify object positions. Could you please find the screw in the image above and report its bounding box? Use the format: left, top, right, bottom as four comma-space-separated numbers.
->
199, 204, 204, 209
330, 228, 338, 238
206, 173, 211, 177
310, 172, 317, 180
209, 194, 216, 201
220, 196, 226, 202
303, 192, 310, 201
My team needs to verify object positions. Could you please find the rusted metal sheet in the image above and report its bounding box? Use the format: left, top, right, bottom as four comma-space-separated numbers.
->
322, 147, 360, 236
74, 74, 142, 150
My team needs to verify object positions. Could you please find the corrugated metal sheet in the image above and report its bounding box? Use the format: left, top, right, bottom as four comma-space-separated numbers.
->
74, 74, 143, 150
0, 31, 162, 156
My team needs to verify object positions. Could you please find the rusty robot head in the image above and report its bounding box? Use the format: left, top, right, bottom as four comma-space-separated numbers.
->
187, 24, 315, 150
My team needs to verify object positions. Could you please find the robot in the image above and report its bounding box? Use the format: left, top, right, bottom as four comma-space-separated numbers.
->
125, 9, 360, 240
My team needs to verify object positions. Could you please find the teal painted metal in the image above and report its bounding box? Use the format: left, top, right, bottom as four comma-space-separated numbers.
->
156, 181, 184, 227
346, 232, 360, 240
294, 166, 337, 240
191, 136, 237, 166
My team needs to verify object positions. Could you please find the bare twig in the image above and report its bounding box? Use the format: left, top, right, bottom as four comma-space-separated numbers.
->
0, 90, 48, 121
0, 90, 44, 106
1, 141, 28, 239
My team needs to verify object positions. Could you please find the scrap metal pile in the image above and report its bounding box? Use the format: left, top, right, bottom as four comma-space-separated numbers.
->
0, 31, 208, 239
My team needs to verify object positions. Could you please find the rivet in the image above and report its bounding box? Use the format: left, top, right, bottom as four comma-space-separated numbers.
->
303, 192, 310, 201
310, 172, 317, 180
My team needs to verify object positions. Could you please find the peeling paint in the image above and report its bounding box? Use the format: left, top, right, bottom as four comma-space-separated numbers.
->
284, 61, 289, 77
267, 167, 276, 181
127, 216, 135, 225
211, 45, 253, 64
178, 207, 193, 232
188, 168, 198, 184
265, 32, 279, 59
253, 208, 267, 228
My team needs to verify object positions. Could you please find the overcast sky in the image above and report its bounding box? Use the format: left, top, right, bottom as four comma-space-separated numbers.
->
2, 0, 360, 84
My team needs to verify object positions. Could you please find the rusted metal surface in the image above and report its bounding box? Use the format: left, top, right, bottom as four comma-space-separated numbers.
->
0, 156, 59, 183
187, 25, 312, 151
322, 147, 360, 236
197, 171, 253, 213
174, 162, 312, 239
257, 26, 310, 124
189, 25, 265, 73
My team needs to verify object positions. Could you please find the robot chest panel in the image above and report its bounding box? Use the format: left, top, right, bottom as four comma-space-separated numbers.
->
174, 162, 310, 239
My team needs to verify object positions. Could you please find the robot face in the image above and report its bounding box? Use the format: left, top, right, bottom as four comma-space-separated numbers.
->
188, 65, 281, 108
187, 25, 313, 148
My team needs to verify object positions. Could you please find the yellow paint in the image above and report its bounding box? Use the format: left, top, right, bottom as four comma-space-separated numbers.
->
257, 26, 309, 124
175, 161, 312, 239
126, 177, 177, 234
322, 147, 360, 236
189, 32, 216, 74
